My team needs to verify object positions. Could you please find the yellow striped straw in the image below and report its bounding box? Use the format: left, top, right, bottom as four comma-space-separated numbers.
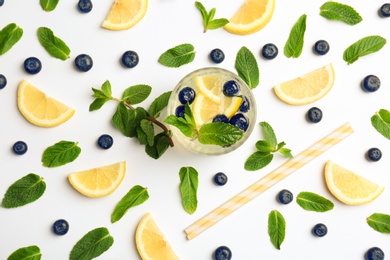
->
185, 122, 354, 240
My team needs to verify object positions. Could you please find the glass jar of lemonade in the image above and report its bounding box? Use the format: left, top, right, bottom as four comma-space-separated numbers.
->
166, 67, 257, 155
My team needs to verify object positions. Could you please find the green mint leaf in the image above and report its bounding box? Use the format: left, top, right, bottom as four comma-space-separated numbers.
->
195, 1, 208, 27
207, 18, 229, 30
40, 0, 59, 11
255, 140, 275, 153
2, 174, 46, 208
195, 2, 228, 32
137, 119, 155, 146
149, 91, 171, 118
89, 81, 112, 111
320, 2, 362, 25
101, 80, 112, 97
111, 185, 149, 223
343, 35, 386, 64
0, 23, 23, 55
37, 27, 70, 60
276, 141, 285, 150
165, 115, 197, 138
184, 103, 196, 129
208, 8, 216, 22
244, 152, 274, 171
89, 98, 109, 111
260, 121, 277, 148
122, 84, 152, 105
112, 103, 147, 138
69, 227, 114, 260
145, 132, 170, 159
158, 43, 195, 67
367, 213, 390, 234
7, 245, 42, 260
41, 141, 81, 168
284, 14, 307, 58
268, 210, 286, 250
296, 191, 334, 212
279, 147, 293, 158
235, 46, 260, 89
371, 109, 390, 140
179, 166, 198, 215
198, 122, 243, 146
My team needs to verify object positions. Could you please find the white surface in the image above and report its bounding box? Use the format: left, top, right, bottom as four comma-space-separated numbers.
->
0, 0, 390, 259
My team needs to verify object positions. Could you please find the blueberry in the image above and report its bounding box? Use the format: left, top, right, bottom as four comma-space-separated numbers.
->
175, 105, 185, 118
312, 223, 327, 237
238, 95, 250, 113
13, 141, 28, 155
97, 134, 113, 149
313, 40, 330, 55
213, 246, 232, 260
52, 219, 69, 235
366, 148, 382, 162
223, 80, 240, 97
209, 48, 225, 64
78, 0, 93, 13
75, 54, 93, 72
213, 172, 228, 186
0, 74, 7, 89
178, 87, 196, 104
212, 114, 229, 124
229, 113, 249, 132
362, 75, 380, 92
307, 107, 323, 123
24, 57, 42, 74
365, 247, 385, 260
121, 50, 139, 68
277, 189, 293, 204
261, 43, 278, 59
0, 0, 4, 6
379, 3, 390, 17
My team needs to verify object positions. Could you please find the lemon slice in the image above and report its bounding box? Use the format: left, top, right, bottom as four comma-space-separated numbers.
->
223, 96, 243, 118
273, 63, 334, 105
135, 213, 179, 260
68, 161, 126, 198
324, 160, 384, 205
194, 74, 224, 104
17, 80, 75, 127
224, 0, 275, 35
102, 0, 148, 30
192, 93, 222, 126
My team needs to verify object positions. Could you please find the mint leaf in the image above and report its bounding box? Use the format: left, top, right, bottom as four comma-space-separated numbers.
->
320, 2, 362, 25
165, 115, 197, 138
137, 119, 154, 146
371, 109, 390, 139
198, 122, 243, 146
89, 98, 109, 111
207, 18, 229, 30
111, 185, 149, 223
235, 46, 259, 89
278, 147, 293, 158
255, 140, 275, 153
69, 227, 114, 260
260, 121, 277, 148
195, 1, 229, 32
284, 14, 307, 58
2, 174, 46, 208
40, 0, 59, 11
158, 43, 195, 68
112, 103, 147, 137
296, 191, 334, 212
37, 27, 70, 60
149, 91, 171, 118
268, 210, 286, 250
367, 213, 390, 234
89, 81, 112, 111
122, 84, 151, 105
195, 2, 208, 24
244, 152, 274, 171
7, 245, 41, 260
343, 35, 386, 64
179, 166, 198, 214
41, 141, 81, 168
145, 132, 170, 159
0, 23, 23, 55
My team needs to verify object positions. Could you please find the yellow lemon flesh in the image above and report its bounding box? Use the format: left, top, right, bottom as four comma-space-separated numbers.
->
102, 0, 148, 30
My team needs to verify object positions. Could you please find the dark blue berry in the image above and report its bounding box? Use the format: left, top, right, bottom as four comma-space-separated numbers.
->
53, 219, 69, 235
175, 105, 185, 118
212, 114, 229, 123
213, 246, 232, 260
367, 148, 382, 162
277, 189, 293, 204
312, 223, 327, 237
229, 113, 249, 132
313, 40, 330, 55
223, 80, 240, 97
209, 48, 225, 64
365, 247, 385, 260
307, 107, 323, 123
238, 95, 250, 113
0, 74, 7, 89
121, 50, 139, 68
362, 75, 380, 92
75, 54, 93, 72
0, 0, 4, 7
78, 0, 93, 13
13, 141, 28, 155
97, 134, 113, 149
379, 3, 390, 17
213, 172, 228, 186
178, 87, 196, 104
24, 57, 42, 74
261, 43, 278, 59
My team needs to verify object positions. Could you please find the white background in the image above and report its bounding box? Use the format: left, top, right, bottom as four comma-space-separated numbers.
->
1, 0, 390, 259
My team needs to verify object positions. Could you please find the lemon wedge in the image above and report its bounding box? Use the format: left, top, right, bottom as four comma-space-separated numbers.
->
102, 0, 148, 30
194, 74, 224, 104
192, 93, 222, 126
223, 96, 243, 118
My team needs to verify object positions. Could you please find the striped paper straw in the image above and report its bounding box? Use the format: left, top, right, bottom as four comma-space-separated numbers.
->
185, 123, 354, 240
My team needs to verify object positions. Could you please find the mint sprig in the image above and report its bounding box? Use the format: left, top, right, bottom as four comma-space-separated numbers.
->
158, 43, 196, 67
179, 166, 198, 214
37, 27, 70, 60
245, 122, 292, 171
7, 245, 42, 260
235, 46, 260, 89
0, 23, 23, 55
371, 109, 390, 140
195, 1, 229, 33
284, 14, 307, 58
343, 35, 386, 64
320, 1, 362, 25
